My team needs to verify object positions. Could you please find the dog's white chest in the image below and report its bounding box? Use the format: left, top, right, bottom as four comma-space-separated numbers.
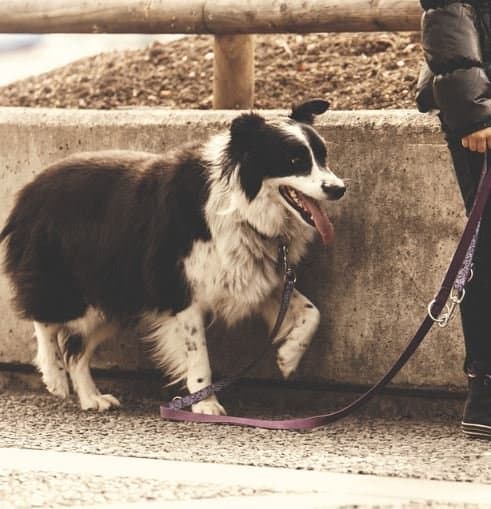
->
184, 238, 281, 324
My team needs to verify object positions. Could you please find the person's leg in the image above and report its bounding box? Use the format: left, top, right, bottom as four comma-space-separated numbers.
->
447, 140, 491, 373
447, 138, 491, 438
461, 203, 491, 374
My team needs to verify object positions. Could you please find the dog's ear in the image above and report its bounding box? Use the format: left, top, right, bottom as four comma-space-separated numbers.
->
290, 99, 330, 124
229, 113, 265, 201
239, 154, 263, 201
230, 112, 265, 151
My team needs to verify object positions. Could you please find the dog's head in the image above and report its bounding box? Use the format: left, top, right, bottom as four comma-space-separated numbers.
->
226, 99, 345, 245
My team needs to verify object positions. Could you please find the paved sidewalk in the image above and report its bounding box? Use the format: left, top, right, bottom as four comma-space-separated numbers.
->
1, 390, 490, 508
2, 447, 490, 508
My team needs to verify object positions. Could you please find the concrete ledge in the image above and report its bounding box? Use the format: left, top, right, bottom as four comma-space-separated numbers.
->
0, 108, 466, 391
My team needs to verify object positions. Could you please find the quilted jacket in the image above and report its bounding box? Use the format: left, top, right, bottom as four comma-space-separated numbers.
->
417, 0, 491, 138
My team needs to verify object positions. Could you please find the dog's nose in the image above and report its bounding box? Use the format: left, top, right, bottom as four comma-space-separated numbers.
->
322, 183, 346, 200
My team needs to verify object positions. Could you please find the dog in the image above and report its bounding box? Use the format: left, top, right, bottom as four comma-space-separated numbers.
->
0, 99, 345, 415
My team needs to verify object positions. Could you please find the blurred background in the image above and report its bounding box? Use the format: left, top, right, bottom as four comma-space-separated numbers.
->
0, 34, 182, 86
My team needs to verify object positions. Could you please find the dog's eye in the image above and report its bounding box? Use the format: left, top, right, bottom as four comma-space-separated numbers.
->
290, 156, 308, 173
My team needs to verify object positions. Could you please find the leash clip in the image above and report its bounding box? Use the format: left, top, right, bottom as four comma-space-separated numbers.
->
279, 243, 296, 283
279, 243, 289, 272
285, 266, 297, 284
170, 396, 184, 409
427, 287, 465, 328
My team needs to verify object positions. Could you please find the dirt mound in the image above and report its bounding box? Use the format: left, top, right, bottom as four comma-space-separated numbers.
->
0, 33, 422, 110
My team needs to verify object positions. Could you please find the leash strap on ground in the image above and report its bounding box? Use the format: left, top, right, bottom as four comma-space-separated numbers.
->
161, 153, 491, 430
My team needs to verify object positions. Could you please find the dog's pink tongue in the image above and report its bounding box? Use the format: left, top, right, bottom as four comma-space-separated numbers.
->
300, 194, 334, 246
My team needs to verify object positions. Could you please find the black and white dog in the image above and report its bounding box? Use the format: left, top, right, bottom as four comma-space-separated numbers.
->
0, 100, 345, 415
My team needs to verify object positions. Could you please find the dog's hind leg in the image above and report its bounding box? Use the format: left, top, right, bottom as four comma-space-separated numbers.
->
261, 289, 320, 378
63, 320, 120, 411
33, 321, 70, 399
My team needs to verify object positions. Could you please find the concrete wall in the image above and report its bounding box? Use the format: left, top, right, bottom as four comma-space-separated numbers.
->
0, 107, 467, 390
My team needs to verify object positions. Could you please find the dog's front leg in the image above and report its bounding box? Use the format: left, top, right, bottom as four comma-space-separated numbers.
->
176, 305, 226, 416
261, 289, 320, 378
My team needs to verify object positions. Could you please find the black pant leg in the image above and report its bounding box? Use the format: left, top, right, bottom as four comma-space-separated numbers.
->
447, 140, 491, 374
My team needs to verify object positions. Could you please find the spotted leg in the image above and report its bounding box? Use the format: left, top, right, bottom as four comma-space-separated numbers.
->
179, 305, 226, 415
261, 289, 320, 378
148, 305, 226, 415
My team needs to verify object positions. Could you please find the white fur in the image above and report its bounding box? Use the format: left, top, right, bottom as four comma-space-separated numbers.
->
33, 322, 70, 399
260, 289, 321, 377
66, 320, 120, 411
34, 308, 120, 411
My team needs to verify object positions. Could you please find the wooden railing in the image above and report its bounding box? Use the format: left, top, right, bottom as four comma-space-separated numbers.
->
0, 0, 422, 108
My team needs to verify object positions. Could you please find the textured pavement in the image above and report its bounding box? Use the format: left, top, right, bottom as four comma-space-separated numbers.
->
2, 459, 278, 509
1, 388, 490, 508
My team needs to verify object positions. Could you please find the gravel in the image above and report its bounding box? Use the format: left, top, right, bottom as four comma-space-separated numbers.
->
0, 33, 422, 110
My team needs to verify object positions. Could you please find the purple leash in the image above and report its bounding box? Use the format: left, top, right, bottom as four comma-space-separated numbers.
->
161, 153, 491, 430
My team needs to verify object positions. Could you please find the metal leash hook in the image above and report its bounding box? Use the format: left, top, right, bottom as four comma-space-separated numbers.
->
427, 287, 465, 328
279, 243, 296, 284
427, 262, 473, 328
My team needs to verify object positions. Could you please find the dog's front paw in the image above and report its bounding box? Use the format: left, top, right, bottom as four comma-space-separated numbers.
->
276, 340, 306, 378
192, 396, 227, 416
80, 393, 121, 412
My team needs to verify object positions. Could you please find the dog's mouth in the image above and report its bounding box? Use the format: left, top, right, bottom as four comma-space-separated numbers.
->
279, 185, 334, 245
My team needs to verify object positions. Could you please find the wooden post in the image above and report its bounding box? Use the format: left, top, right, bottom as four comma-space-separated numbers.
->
213, 35, 254, 109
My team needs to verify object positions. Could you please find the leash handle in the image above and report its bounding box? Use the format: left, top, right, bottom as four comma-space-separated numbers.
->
161, 153, 491, 430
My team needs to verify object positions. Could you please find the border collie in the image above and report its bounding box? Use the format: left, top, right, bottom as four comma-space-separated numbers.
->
0, 100, 345, 415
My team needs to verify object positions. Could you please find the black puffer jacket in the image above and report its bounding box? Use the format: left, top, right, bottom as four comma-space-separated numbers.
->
417, 0, 491, 138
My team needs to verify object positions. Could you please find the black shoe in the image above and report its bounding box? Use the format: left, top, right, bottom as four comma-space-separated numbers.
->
461, 374, 491, 439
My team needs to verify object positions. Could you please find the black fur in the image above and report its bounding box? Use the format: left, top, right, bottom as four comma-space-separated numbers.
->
300, 125, 328, 167
290, 99, 330, 124
65, 333, 84, 362
1, 149, 210, 322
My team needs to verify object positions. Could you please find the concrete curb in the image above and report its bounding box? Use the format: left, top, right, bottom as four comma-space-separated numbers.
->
0, 107, 466, 391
